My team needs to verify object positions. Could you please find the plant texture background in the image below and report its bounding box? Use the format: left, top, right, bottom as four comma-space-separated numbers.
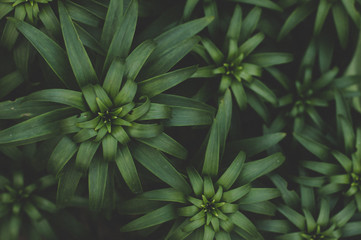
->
1, 0, 361, 239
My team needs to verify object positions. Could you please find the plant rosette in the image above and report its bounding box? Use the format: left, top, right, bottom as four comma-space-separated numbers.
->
120, 149, 285, 240
190, 4, 292, 112
0, 170, 58, 240
292, 90, 361, 212
257, 174, 361, 239
278, 0, 361, 48
0, 0, 215, 210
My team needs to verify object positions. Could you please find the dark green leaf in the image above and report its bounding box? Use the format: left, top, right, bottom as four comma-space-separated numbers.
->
89, 154, 108, 211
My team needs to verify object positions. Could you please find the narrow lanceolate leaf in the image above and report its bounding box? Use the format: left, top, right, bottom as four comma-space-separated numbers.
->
103, 0, 138, 72
228, 133, 286, 158
278, 1, 316, 40
89, 155, 108, 211
247, 52, 293, 67
58, 1, 98, 88
331, 201, 356, 227
0, 4, 13, 21
140, 188, 186, 203
231, 0, 282, 11
277, 205, 305, 230
138, 66, 197, 98
132, 142, 191, 194
75, 140, 100, 171
217, 89, 232, 156
293, 132, 329, 160
148, 16, 213, 64
102, 59, 125, 99
9, 18, 75, 88
137, 133, 187, 160
237, 188, 280, 204
164, 106, 214, 126
230, 211, 263, 239
126, 39, 157, 81
248, 79, 277, 105
141, 36, 200, 78
0, 108, 78, 146
25, 89, 87, 111
115, 145, 142, 194
238, 152, 285, 184
102, 134, 118, 161
222, 184, 251, 203
48, 136, 78, 175
39, 5, 61, 38
187, 167, 203, 196
217, 151, 246, 190
202, 119, 220, 176
57, 164, 82, 207
0, 71, 24, 99
226, 5, 242, 41
101, 0, 123, 48
120, 204, 177, 232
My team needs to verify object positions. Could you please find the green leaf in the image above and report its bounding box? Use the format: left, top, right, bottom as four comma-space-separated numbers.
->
138, 103, 171, 120
238, 188, 280, 204
0, 107, 78, 146
75, 22, 105, 56
248, 79, 278, 105
102, 134, 118, 161
141, 36, 200, 78
228, 132, 286, 157
127, 123, 163, 139
239, 32, 265, 57
75, 140, 99, 171
137, 133, 187, 160
187, 167, 203, 196
202, 118, 219, 176
216, 151, 246, 190
152, 94, 215, 113
48, 136, 78, 175
0, 3, 13, 20
314, 0, 332, 35
132, 142, 191, 194
342, 221, 361, 237
247, 52, 293, 67
146, 16, 213, 67
102, 58, 125, 99
114, 79, 137, 106
103, 0, 138, 73
332, 5, 348, 49
226, 5, 242, 41
231, 80, 247, 110
277, 205, 305, 230
293, 132, 329, 160
120, 204, 177, 232
270, 174, 299, 208
301, 161, 339, 175
278, 1, 316, 40
164, 105, 213, 126
256, 220, 292, 234
230, 211, 263, 239
238, 152, 285, 184
25, 89, 87, 111
32, 195, 57, 213
126, 39, 157, 81
88, 154, 108, 211
231, 0, 282, 11
239, 6, 262, 42
331, 201, 356, 227
57, 163, 82, 207
140, 188, 186, 203
317, 198, 330, 226
216, 89, 232, 156
59, 1, 98, 88
101, 0, 123, 48
39, 5, 61, 38
238, 201, 276, 216
65, 1, 101, 27
10, 17, 75, 88
201, 37, 224, 65
222, 184, 251, 203
0, 71, 24, 99
115, 144, 142, 193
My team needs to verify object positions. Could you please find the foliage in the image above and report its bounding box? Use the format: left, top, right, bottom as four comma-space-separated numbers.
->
0, 0, 361, 239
